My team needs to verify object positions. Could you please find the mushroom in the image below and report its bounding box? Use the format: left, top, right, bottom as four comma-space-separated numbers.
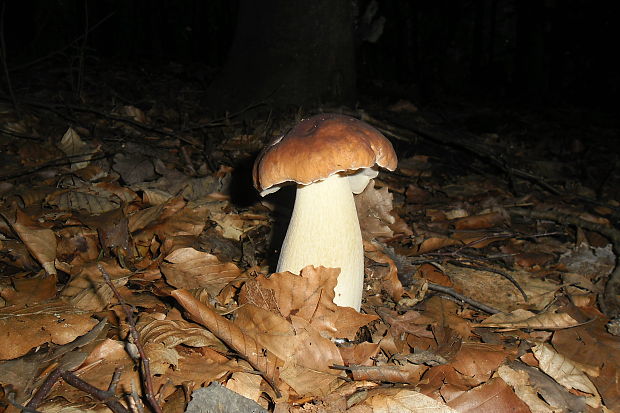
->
253, 114, 397, 311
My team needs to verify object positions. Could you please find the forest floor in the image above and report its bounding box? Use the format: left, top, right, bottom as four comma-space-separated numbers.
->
1, 62, 620, 412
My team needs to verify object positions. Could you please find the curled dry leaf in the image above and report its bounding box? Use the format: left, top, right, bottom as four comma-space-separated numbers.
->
349, 363, 428, 385
0, 300, 98, 360
359, 387, 457, 412
9, 208, 57, 275
57, 127, 95, 170
364, 241, 403, 303
137, 314, 226, 351
481, 308, 581, 330
413, 236, 462, 255
355, 179, 395, 240
161, 247, 243, 295
452, 210, 509, 230
532, 343, 602, 408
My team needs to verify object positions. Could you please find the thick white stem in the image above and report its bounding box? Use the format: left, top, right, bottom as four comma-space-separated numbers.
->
276, 174, 364, 310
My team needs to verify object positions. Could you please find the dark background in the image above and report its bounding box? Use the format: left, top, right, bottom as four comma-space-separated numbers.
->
2, 0, 619, 112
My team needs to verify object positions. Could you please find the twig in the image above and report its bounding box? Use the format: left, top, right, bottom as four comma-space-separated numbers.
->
25, 368, 130, 413
6, 393, 43, 413
98, 264, 163, 413
448, 260, 527, 301
362, 113, 561, 195
510, 207, 620, 317
424, 280, 500, 314
0, 151, 107, 181
378, 243, 501, 313
60, 370, 130, 413
25, 368, 63, 409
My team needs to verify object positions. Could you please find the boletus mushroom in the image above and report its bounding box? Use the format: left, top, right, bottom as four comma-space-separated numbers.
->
253, 114, 397, 311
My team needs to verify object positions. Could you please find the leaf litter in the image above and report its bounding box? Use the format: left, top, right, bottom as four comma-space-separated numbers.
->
1, 68, 620, 413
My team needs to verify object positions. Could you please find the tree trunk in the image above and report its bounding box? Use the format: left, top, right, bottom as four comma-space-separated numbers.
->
205, 0, 356, 112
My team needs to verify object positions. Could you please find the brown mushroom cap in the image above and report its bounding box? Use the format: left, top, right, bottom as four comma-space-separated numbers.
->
253, 113, 397, 194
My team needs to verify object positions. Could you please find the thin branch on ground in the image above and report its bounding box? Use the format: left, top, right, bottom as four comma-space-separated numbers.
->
25, 368, 130, 413
98, 264, 163, 413
510, 206, 620, 317
362, 113, 562, 195
448, 260, 528, 301
424, 280, 500, 314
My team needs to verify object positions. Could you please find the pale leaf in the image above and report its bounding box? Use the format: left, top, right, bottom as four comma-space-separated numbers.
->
532, 343, 601, 408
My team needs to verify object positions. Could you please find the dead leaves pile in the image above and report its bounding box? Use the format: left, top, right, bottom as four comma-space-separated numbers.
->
0, 118, 619, 413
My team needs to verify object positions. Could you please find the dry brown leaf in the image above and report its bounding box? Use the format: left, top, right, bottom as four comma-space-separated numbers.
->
0, 239, 39, 271
350, 363, 428, 384
377, 308, 434, 338
0, 271, 57, 307
339, 342, 381, 367
161, 247, 243, 295
56, 226, 100, 266
78, 207, 130, 253
234, 303, 296, 363
358, 387, 457, 412
551, 308, 620, 374
355, 180, 395, 240
447, 263, 557, 312
481, 308, 581, 330
452, 210, 509, 230
171, 289, 283, 388
414, 237, 462, 255
226, 371, 264, 403
416, 263, 452, 286
446, 377, 531, 412
242, 266, 378, 340
47, 190, 120, 214
0, 300, 98, 360
278, 316, 345, 396
137, 314, 226, 351
496, 364, 558, 413
532, 343, 601, 408
60, 259, 131, 311
424, 296, 473, 339
422, 342, 511, 392
10, 208, 57, 275
365, 242, 403, 302
56, 127, 95, 170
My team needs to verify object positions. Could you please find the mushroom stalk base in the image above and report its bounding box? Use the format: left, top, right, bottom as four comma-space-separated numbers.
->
277, 174, 364, 311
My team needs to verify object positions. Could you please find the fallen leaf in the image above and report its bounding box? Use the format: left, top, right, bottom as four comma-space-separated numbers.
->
9, 208, 57, 275
359, 387, 457, 412
481, 308, 581, 330
0, 300, 98, 360
161, 247, 243, 295
446, 377, 530, 412
532, 343, 601, 408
